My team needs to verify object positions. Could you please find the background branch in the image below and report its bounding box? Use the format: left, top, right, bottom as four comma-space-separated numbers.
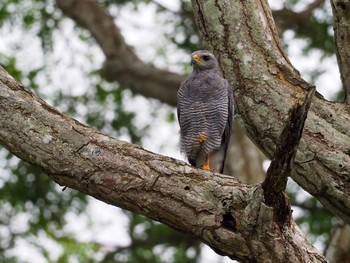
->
331, 0, 350, 104
273, 0, 326, 35
325, 220, 350, 262
56, 0, 182, 106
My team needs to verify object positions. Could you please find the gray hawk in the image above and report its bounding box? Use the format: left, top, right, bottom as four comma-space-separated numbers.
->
177, 50, 234, 173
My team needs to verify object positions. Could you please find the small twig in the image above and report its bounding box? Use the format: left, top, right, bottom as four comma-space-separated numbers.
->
262, 86, 316, 227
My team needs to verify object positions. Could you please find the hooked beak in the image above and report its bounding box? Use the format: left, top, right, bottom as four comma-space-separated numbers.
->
191, 54, 203, 65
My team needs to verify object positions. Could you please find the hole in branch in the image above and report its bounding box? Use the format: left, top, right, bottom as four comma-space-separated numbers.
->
221, 212, 237, 232
184, 186, 190, 191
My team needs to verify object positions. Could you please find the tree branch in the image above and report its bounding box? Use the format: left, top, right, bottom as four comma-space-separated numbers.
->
272, 0, 326, 32
262, 86, 315, 227
331, 0, 350, 103
55, 0, 183, 106
0, 67, 327, 262
191, 0, 350, 223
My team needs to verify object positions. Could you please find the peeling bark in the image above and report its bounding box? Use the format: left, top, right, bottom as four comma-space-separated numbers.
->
191, 0, 350, 223
0, 66, 327, 263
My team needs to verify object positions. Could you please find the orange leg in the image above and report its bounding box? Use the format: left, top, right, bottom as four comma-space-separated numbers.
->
201, 155, 212, 171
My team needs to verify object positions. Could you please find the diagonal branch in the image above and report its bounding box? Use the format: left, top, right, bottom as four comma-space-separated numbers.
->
55, 0, 183, 106
331, 0, 350, 104
262, 86, 316, 227
0, 66, 327, 262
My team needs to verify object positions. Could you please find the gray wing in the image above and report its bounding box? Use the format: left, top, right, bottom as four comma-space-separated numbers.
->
220, 80, 234, 173
177, 80, 186, 133
177, 80, 197, 165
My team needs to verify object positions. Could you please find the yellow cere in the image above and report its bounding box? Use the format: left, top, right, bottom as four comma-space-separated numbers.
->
192, 54, 203, 65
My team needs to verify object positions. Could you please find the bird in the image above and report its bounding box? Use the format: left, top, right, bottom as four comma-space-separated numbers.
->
177, 50, 234, 173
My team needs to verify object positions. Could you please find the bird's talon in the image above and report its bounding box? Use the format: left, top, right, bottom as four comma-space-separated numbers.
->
201, 163, 213, 172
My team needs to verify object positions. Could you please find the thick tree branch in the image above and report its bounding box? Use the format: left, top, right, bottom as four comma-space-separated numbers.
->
191, 0, 350, 223
55, 0, 183, 106
331, 0, 350, 104
0, 67, 327, 262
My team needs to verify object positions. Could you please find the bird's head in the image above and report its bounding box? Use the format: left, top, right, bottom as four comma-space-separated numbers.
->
190, 50, 218, 71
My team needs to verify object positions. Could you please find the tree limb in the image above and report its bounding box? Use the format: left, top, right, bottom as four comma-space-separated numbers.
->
273, 0, 326, 35
0, 67, 328, 262
55, 0, 183, 106
331, 0, 350, 103
191, 0, 350, 223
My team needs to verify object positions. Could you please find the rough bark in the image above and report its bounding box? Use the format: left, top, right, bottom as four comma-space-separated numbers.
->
331, 0, 350, 103
0, 66, 327, 263
191, 0, 350, 222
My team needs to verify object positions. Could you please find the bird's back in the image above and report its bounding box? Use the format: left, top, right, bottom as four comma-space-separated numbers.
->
178, 71, 230, 161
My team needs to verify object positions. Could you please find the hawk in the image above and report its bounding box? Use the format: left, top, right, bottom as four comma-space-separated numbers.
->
177, 50, 234, 173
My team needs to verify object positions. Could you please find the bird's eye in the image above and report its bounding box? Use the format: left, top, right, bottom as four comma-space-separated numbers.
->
202, 55, 210, 61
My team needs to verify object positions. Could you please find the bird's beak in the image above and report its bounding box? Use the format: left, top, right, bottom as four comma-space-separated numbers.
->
191, 54, 203, 65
